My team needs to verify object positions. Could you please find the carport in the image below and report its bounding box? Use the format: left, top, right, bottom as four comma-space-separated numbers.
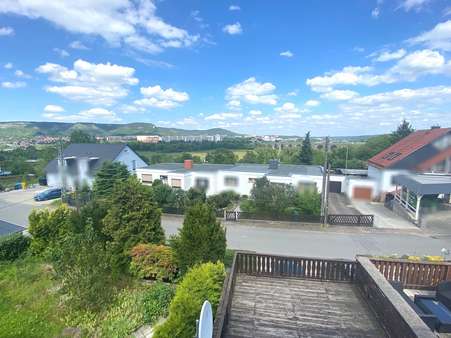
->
392, 174, 451, 224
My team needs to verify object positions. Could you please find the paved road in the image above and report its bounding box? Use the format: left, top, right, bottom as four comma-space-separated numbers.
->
0, 187, 53, 226
328, 193, 360, 215
2, 189, 450, 260
162, 215, 451, 259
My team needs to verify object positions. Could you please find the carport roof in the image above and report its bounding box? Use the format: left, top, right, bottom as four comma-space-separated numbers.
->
392, 174, 451, 195
0, 219, 25, 237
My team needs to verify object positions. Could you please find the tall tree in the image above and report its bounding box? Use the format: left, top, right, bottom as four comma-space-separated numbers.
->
92, 161, 130, 198
171, 203, 226, 273
391, 119, 414, 143
69, 129, 96, 143
102, 176, 164, 271
205, 148, 236, 164
299, 131, 313, 164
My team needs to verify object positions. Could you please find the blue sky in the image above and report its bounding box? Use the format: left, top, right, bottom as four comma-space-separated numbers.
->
0, 0, 451, 136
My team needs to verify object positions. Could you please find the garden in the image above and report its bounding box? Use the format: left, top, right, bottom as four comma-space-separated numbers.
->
0, 162, 228, 338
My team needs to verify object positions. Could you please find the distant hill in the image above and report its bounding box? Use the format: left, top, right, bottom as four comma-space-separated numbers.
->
0, 122, 240, 138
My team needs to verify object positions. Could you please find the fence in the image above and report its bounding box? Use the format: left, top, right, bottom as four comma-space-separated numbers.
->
371, 257, 451, 289
328, 214, 374, 226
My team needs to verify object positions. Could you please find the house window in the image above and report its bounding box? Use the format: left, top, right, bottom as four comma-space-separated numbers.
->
171, 178, 182, 188
195, 178, 209, 190
141, 174, 152, 184
160, 175, 168, 184
224, 176, 239, 187
248, 178, 257, 184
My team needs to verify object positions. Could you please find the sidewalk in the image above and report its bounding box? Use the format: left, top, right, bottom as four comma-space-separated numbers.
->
352, 200, 417, 230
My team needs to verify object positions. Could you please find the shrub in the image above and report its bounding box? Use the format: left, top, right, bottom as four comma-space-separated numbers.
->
130, 244, 178, 281
0, 233, 30, 261
92, 161, 130, 198
171, 203, 226, 273
153, 262, 225, 338
295, 190, 321, 215
143, 282, 175, 324
102, 176, 165, 272
207, 191, 240, 210
28, 205, 72, 254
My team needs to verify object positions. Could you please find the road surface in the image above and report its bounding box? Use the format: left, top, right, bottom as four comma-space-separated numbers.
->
163, 215, 451, 260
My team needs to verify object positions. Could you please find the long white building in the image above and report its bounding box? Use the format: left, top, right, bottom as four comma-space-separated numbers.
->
136, 160, 324, 196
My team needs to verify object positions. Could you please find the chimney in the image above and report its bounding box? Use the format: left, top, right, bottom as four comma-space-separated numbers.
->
184, 159, 193, 170
268, 159, 279, 170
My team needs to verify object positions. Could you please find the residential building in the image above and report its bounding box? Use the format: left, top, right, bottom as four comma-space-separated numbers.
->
364, 127, 451, 201
45, 143, 147, 190
136, 159, 324, 196
136, 135, 161, 143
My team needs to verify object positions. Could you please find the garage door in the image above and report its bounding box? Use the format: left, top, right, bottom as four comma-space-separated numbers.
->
329, 181, 342, 193
353, 187, 372, 200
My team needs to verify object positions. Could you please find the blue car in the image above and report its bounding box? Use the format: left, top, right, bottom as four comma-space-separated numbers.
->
34, 188, 62, 201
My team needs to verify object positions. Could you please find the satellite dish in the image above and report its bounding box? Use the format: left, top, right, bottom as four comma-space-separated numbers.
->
198, 300, 213, 338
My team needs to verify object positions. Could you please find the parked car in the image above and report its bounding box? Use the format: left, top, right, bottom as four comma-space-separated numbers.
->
34, 188, 62, 201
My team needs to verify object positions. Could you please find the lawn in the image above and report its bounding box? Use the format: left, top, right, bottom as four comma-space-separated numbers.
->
0, 256, 170, 337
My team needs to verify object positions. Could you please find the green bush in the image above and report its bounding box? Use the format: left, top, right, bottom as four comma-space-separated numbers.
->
143, 282, 175, 324
207, 191, 240, 210
28, 205, 73, 254
130, 244, 178, 281
0, 233, 30, 261
171, 203, 226, 273
153, 262, 225, 338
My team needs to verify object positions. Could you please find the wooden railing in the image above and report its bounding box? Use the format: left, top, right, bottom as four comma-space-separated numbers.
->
235, 252, 356, 281
356, 257, 436, 338
371, 258, 451, 289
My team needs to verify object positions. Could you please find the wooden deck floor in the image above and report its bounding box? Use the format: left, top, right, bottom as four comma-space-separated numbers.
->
224, 274, 386, 338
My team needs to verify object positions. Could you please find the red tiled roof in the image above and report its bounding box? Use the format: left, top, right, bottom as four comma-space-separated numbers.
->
368, 128, 451, 169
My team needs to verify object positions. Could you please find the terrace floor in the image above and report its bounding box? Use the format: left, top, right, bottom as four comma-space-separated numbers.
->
224, 274, 387, 338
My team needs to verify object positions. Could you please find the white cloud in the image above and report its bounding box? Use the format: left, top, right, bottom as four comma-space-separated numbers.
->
287, 90, 298, 97
407, 20, 451, 51
444, 7, 451, 17
0, 26, 14, 36
226, 77, 277, 106
229, 5, 240, 11
249, 110, 262, 116
1, 81, 26, 89
227, 99, 241, 109
280, 50, 294, 58
53, 48, 70, 57
306, 66, 393, 92
305, 99, 320, 107
389, 49, 448, 80
133, 85, 189, 109
44, 104, 65, 113
4, 62, 13, 69
399, 0, 431, 12
275, 102, 300, 114
321, 89, 359, 101
223, 22, 242, 35
0, 1, 197, 54
371, 7, 380, 18
14, 70, 31, 79
44, 107, 121, 122
36, 59, 138, 105
69, 40, 88, 50
373, 48, 406, 62
205, 112, 242, 120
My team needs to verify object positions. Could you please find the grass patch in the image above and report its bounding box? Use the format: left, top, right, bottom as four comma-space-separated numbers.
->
0, 256, 66, 338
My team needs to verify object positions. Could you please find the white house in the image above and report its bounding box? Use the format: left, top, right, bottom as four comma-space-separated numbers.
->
45, 143, 147, 190
136, 160, 324, 196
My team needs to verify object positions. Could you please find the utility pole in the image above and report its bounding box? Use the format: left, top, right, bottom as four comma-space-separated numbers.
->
320, 137, 329, 225
58, 138, 66, 201
324, 163, 331, 224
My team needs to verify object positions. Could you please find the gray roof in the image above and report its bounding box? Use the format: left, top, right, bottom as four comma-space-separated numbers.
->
393, 174, 451, 195
45, 143, 128, 173
0, 219, 25, 237
142, 163, 323, 177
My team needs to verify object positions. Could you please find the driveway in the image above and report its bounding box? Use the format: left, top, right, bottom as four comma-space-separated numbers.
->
0, 187, 53, 227
328, 193, 360, 215
421, 210, 451, 236
352, 200, 417, 230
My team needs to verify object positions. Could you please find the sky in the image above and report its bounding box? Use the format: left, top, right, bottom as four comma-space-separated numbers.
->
0, 0, 451, 137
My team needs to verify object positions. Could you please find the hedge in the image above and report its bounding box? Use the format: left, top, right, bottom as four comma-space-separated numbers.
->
0, 233, 30, 261
152, 262, 225, 338
130, 244, 178, 281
